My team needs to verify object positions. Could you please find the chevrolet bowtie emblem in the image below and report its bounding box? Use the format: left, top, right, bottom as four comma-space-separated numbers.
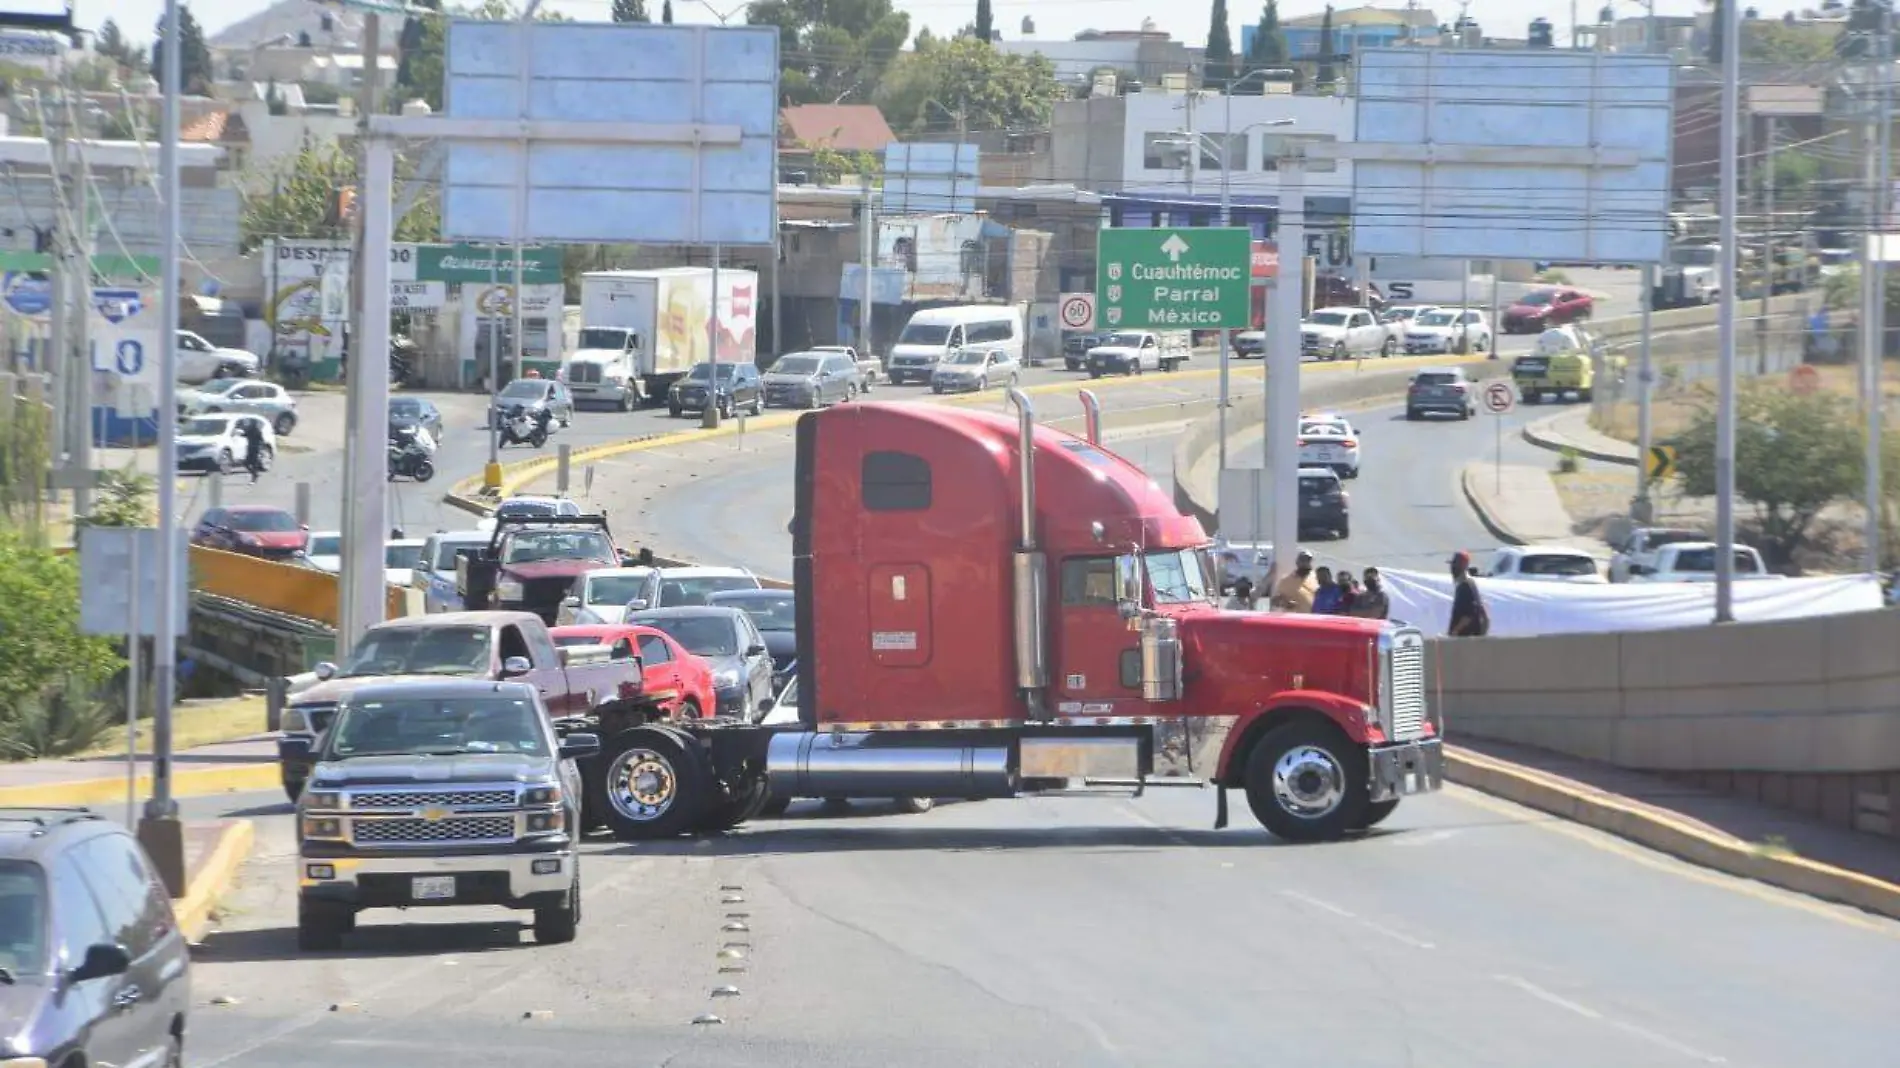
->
418, 806, 451, 822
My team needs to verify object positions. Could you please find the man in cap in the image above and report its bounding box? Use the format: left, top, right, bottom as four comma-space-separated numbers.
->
1269, 549, 1319, 613
1447, 550, 1490, 637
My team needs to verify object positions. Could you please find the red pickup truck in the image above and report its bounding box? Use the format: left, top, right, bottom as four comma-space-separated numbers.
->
275, 610, 647, 800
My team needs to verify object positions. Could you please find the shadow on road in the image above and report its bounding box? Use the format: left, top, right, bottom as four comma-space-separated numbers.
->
197, 919, 535, 964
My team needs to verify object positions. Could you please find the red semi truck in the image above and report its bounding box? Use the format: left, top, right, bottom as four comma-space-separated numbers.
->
581, 393, 1444, 842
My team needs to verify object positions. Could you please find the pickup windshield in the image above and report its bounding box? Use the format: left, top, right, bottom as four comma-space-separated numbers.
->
1519, 554, 1598, 577
1100, 333, 1148, 347
640, 615, 739, 656
588, 572, 651, 604
307, 533, 342, 558
655, 575, 759, 606
1670, 548, 1759, 573
327, 694, 548, 758
578, 328, 632, 349
343, 626, 492, 677
1309, 312, 1351, 327
0, 861, 47, 976
502, 530, 617, 565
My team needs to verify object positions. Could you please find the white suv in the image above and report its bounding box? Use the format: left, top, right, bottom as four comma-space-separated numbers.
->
1296, 413, 1362, 479
1403, 308, 1492, 355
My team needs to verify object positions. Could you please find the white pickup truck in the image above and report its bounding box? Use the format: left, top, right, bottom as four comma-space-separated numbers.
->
1627, 542, 1776, 583
1608, 526, 1707, 583
1301, 307, 1394, 361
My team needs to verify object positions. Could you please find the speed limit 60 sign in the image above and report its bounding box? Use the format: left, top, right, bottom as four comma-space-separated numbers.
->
1059, 292, 1096, 332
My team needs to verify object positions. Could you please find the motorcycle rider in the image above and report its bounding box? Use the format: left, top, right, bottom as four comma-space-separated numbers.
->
392, 417, 437, 456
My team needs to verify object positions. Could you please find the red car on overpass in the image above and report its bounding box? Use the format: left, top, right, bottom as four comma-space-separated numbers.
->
550, 623, 718, 720
1502, 286, 1594, 333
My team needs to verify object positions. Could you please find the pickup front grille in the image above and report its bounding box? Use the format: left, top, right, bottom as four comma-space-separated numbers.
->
349, 788, 517, 809
351, 815, 515, 845
1387, 636, 1427, 739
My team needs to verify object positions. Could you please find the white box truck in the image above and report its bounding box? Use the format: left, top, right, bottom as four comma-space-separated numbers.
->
564, 267, 759, 407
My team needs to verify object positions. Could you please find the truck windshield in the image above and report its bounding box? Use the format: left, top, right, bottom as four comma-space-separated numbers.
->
502, 531, 617, 564
578, 328, 631, 349
1145, 548, 1215, 605
0, 861, 48, 976
343, 626, 492, 677
898, 323, 951, 345
1671, 247, 1718, 267
327, 695, 548, 758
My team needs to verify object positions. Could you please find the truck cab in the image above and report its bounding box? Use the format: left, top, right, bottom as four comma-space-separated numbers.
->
459, 515, 630, 623
562, 326, 644, 411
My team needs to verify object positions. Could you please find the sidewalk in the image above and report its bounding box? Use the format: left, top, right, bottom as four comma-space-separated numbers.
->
1521, 407, 1639, 466
0, 736, 282, 806
1459, 462, 1594, 547
1450, 738, 1900, 920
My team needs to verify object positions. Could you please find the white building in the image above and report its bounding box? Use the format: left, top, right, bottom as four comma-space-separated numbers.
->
1050, 83, 1357, 244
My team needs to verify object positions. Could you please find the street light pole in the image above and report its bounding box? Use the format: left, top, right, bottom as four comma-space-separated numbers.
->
1267, 153, 1305, 591
1714, 0, 1740, 622
1869, 10, 1891, 574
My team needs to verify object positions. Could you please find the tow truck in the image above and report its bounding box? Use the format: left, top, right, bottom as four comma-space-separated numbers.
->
458, 514, 634, 624
575, 393, 1445, 843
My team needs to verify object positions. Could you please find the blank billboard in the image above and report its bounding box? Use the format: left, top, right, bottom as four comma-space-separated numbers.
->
442, 21, 779, 247
1350, 49, 1673, 265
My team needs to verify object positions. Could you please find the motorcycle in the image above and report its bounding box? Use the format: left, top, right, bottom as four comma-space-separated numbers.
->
387, 442, 435, 482
498, 405, 551, 449
390, 337, 420, 388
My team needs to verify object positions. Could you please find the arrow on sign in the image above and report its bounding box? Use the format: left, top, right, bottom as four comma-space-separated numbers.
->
1645, 445, 1676, 480
1161, 234, 1190, 262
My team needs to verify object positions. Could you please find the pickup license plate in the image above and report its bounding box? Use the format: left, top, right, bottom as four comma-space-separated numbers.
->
1306, 497, 1322, 507
412, 875, 456, 900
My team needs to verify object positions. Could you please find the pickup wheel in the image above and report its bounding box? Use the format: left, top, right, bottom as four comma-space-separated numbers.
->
1241, 718, 1368, 843
894, 797, 935, 814
533, 871, 580, 945
1381, 336, 1396, 357
598, 725, 706, 840
1331, 342, 1346, 362
296, 896, 349, 952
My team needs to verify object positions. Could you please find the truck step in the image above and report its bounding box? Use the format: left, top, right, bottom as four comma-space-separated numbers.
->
1084, 777, 1210, 790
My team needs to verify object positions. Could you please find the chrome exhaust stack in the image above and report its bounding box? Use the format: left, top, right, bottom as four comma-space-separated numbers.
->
1007, 388, 1050, 721
1078, 389, 1102, 445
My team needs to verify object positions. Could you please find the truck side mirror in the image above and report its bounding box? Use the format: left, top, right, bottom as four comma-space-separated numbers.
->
501, 656, 532, 678
562, 595, 581, 608
313, 661, 337, 681
559, 732, 601, 760
278, 736, 312, 762
1116, 555, 1144, 619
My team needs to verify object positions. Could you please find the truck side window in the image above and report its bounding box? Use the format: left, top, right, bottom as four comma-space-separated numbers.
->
499, 625, 532, 665
1060, 557, 1119, 606
861, 451, 931, 512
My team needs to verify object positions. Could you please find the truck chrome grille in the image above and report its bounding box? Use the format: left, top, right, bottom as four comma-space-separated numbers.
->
1387, 637, 1427, 739
351, 815, 515, 844
566, 362, 602, 384
349, 789, 517, 809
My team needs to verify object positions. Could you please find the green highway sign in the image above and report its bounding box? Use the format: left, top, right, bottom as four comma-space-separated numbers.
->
1096, 227, 1252, 330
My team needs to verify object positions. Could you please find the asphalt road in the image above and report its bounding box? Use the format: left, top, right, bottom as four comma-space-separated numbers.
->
178, 783, 1900, 1068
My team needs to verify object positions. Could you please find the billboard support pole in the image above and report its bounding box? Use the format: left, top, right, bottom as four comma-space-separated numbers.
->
1266, 155, 1305, 595
1714, 0, 1740, 623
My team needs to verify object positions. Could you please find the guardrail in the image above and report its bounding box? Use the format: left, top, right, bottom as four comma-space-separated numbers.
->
190, 546, 407, 629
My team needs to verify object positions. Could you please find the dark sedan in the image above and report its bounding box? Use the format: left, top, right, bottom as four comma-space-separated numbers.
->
389, 396, 444, 438
668, 362, 764, 419
626, 606, 776, 720
705, 588, 796, 683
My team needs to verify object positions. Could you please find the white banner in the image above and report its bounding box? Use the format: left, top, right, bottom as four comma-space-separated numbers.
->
391, 280, 447, 310
1378, 568, 1886, 639
88, 286, 160, 415
269, 239, 418, 282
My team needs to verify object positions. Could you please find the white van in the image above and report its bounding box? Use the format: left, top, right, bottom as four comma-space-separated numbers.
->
886, 305, 1023, 386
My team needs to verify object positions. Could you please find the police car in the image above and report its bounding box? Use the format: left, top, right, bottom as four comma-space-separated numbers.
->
1296, 412, 1362, 479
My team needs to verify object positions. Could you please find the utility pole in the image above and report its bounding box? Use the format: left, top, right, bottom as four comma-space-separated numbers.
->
1713, 0, 1740, 622
1758, 114, 1773, 376
1867, 7, 1891, 574
859, 173, 875, 357
68, 95, 93, 516
43, 90, 67, 487
1634, 262, 1655, 522
338, 10, 388, 653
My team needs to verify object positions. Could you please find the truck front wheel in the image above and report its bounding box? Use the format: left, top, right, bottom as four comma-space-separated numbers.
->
598, 726, 706, 840
1241, 719, 1368, 843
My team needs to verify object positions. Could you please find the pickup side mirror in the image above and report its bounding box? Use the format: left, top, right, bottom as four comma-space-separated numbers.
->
69, 942, 131, 984
558, 732, 601, 760
313, 661, 338, 681
561, 595, 581, 608
501, 655, 532, 678
625, 598, 648, 612
757, 697, 776, 714
746, 643, 768, 658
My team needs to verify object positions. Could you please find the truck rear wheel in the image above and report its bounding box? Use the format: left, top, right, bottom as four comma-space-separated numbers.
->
1241, 719, 1368, 843
697, 774, 770, 832
598, 726, 706, 840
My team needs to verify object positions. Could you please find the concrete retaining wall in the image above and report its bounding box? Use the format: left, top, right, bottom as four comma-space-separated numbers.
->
1429, 609, 1900, 839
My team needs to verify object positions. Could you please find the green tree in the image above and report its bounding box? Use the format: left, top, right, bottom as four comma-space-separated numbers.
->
748, 0, 910, 105
1838, 0, 1889, 58
974, 0, 992, 42
1743, 20, 1841, 62
239, 139, 440, 252
150, 4, 213, 95
877, 34, 1063, 139
613, 0, 651, 20
0, 528, 121, 752
397, 0, 445, 110
1246, 0, 1289, 70
96, 18, 129, 62
1672, 385, 1864, 565
1315, 4, 1336, 89
1204, 0, 1234, 91
75, 468, 154, 529
663, 0, 674, 23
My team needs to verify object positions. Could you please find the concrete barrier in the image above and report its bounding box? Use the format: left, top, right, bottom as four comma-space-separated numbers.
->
1425, 608, 1900, 840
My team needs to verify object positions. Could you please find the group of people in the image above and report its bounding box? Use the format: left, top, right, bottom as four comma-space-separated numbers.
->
1223, 549, 1491, 637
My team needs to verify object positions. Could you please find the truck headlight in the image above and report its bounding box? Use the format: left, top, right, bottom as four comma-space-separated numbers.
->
301, 815, 344, 840
525, 810, 565, 833
496, 579, 525, 601
523, 784, 562, 806
304, 790, 342, 810
713, 667, 740, 689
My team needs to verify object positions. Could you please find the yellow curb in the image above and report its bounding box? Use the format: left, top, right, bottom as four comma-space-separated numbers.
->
0, 761, 283, 808
174, 818, 256, 942
446, 352, 1486, 513
1444, 747, 1900, 922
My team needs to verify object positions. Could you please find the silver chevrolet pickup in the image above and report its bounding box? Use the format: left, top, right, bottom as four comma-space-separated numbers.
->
287, 676, 600, 951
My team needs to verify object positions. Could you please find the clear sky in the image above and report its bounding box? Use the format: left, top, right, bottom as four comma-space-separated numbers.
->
71, 0, 1782, 52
